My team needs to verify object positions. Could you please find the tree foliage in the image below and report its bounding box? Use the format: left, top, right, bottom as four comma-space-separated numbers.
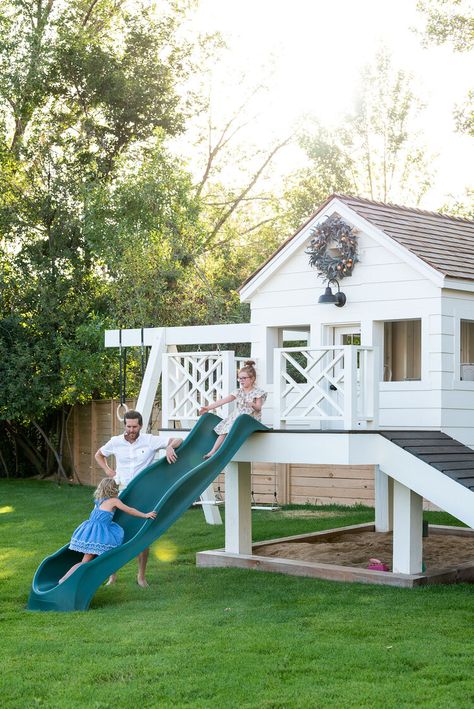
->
418, 0, 474, 137
282, 50, 433, 229
0, 0, 203, 476
417, 0, 474, 52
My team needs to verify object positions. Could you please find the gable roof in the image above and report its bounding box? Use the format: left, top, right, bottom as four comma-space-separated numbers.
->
240, 194, 474, 294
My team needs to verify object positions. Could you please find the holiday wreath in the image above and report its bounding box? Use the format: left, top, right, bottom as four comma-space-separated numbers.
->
306, 215, 358, 281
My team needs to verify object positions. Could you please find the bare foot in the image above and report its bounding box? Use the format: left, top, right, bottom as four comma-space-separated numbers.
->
105, 574, 117, 586
203, 452, 213, 459
137, 577, 149, 588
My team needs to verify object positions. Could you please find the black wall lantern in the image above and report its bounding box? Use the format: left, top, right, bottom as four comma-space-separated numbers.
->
318, 279, 346, 308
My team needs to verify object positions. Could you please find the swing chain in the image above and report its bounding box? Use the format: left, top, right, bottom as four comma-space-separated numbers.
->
117, 329, 129, 422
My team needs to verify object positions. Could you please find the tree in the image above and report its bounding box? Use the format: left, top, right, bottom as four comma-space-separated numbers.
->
170, 68, 295, 318
417, 0, 473, 137
0, 0, 201, 477
417, 1, 473, 214
282, 49, 433, 229
417, 0, 474, 53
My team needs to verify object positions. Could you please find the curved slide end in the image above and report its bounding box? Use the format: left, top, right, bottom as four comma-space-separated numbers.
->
27, 414, 269, 612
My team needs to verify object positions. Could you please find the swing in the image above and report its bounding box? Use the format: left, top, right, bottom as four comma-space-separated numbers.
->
193, 485, 225, 506
116, 328, 149, 424
251, 490, 280, 511
251, 466, 280, 511
116, 329, 128, 422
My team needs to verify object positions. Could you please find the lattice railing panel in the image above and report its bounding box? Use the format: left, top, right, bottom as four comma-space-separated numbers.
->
163, 351, 233, 422
274, 346, 377, 429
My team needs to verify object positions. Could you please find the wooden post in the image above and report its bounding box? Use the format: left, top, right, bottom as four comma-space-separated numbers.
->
374, 465, 393, 532
90, 401, 98, 485
276, 463, 290, 505
273, 348, 283, 429
343, 346, 357, 430
392, 480, 423, 574
73, 405, 80, 479
225, 461, 252, 554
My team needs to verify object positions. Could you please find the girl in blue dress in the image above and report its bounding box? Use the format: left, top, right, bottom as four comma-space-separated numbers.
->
59, 478, 157, 584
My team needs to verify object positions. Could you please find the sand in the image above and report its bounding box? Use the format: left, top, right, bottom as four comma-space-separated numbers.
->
256, 530, 474, 572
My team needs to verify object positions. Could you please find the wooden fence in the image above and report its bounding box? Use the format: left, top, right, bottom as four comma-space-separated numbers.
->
66, 400, 375, 505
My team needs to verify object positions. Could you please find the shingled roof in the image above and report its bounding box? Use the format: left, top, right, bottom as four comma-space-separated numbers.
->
240, 194, 474, 290
339, 195, 474, 280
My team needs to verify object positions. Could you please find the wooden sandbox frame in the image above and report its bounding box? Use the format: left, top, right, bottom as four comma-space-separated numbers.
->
197, 523, 474, 588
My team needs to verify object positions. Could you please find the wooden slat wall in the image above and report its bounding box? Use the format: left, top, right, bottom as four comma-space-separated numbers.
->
66, 401, 375, 505
214, 462, 374, 506
65, 399, 161, 486
288, 463, 374, 505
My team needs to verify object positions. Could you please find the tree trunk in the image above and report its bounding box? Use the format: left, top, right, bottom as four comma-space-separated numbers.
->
5, 422, 45, 476
0, 447, 9, 477
32, 420, 70, 484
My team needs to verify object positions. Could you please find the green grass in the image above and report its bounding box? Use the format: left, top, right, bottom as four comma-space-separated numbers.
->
1, 479, 473, 708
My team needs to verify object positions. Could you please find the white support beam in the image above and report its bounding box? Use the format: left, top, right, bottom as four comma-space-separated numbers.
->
374, 465, 393, 532
199, 484, 223, 525
135, 329, 166, 431
225, 461, 252, 554
392, 480, 423, 574
105, 323, 260, 347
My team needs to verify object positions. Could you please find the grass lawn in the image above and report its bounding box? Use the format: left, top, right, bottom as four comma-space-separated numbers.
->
1, 479, 474, 708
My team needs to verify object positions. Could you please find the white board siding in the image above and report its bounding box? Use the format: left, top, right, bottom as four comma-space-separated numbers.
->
442, 389, 474, 408
429, 314, 455, 337
250, 284, 440, 318
438, 294, 474, 441
379, 388, 441, 408
379, 409, 442, 428
246, 223, 453, 430
429, 352, 457, 372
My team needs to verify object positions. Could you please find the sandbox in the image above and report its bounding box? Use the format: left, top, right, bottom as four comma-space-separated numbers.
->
197, 523, 474, 587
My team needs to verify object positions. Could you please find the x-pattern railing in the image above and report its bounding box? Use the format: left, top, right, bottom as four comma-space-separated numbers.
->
280, 348, 346, 419
274, 346, 377, 429
163, 351, 231, 422
162, 352, 261, 425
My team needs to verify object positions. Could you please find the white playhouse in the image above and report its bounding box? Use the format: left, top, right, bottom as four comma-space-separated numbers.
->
105, 194, 474, 585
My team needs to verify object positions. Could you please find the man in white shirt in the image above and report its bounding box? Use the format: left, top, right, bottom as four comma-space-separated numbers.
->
95, 409, 182, 587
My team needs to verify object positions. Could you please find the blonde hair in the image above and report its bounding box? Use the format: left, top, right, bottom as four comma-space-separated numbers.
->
94, 478, 119, 500
239, 359, 257, 381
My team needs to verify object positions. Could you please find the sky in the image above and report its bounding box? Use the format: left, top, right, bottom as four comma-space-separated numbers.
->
190, 0, 473, 209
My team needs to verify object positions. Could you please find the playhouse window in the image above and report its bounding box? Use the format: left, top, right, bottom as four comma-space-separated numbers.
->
460, 320, 474, 380
383, 320, 421, 381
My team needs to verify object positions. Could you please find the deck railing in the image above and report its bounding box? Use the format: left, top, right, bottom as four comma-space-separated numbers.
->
273, 346, 378, 429
161, 351, 254, 426
161, 347, 378, 430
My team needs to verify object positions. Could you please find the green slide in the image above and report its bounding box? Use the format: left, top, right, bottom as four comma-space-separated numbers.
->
27, 413, 269, 612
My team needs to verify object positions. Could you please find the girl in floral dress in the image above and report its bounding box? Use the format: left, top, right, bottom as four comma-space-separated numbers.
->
199, 360, 267, 459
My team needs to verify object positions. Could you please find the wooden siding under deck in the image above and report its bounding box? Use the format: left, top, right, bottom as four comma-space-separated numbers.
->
215, 462, 375, 507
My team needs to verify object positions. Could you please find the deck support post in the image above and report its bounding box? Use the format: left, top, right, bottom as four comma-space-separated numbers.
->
374, 466, 393, 532
225, 461, 252, 554
392, 480, 423, 574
